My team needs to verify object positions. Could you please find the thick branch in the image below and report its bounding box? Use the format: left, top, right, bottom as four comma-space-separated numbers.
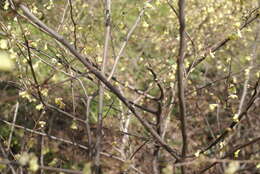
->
18, 4, 181, 160
177, 0, 188, 173
178, 0, 188, 158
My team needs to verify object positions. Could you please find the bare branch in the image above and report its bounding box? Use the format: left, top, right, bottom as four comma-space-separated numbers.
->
7, 102, 19, 150
17, 3, 181, 160
187, 10, 260, 73
107, 0, 153, 81
177, 1, 188, 173
94, 0, 111, 173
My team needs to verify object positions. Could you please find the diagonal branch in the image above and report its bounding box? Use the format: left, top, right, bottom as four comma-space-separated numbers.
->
0, 118, 144, 173
107, 0, 153, 81
201, 77, 260, 155
198, 136, 260, 174
187, 9, 260, 73
17, 3, 181, 161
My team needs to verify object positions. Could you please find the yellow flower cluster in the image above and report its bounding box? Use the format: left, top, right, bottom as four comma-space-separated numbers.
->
19, 91, 36, 103
55, 97, 65, 109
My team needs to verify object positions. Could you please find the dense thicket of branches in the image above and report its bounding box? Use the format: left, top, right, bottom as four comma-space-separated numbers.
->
0, 0, 260, 174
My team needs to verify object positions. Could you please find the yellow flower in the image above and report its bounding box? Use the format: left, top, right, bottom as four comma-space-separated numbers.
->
209, 104, 218, 111
229, 94, 238, 99
55, 97, 65, 109
256, 163, 260, 168
29, 155, 39, 172
41, 88, 48, 97
36, 104, 44, 110
232, 114, 239, 123
194, 150, 201, 157
70, 121, 78, 130
0, 39, 8, 49
38, 121, 46, 128
19, 91, 36, 102
19, 91, 30, 99
234, 149, 240, 158
0, 51, 14, 71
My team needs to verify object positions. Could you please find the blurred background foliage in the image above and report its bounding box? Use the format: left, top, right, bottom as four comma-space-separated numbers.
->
0, 0, 260, 173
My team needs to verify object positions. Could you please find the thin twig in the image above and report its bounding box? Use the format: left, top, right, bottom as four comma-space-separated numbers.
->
129, 139, 150, 160
167, 0, 197, 78
0, 141, 17, 174
68, 0, 77, 49
197, 136, 260, 174
187, 11, 260, 73
17, 19, 45, 106
1, 118, 145, 173
81, 98, 92, 151
0, 118, 124, 161
107, 0, 152, 81
94, 0, 111, 173
7, 102, 19, 150
0, 159, 82, 174
18, 4, 181, 160
201, 77, 260, 154
238, 22, 259, 115
57, 0, 69, 32
146, 66, 164, 174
